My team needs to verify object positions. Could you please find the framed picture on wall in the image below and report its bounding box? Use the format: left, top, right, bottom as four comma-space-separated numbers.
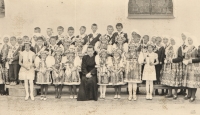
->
0, 0, 5, 18
128, 0, 174, 19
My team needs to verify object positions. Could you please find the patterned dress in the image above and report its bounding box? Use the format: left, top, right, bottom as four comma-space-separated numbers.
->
184, 45, 199, 88
110, 57, 125, 85
124, 43, 142, 83
62, 55, 80, 85
161, 45, 183, 87
52, 55, 64, 85
35, 57, 52, 84
95, 55, 112, 85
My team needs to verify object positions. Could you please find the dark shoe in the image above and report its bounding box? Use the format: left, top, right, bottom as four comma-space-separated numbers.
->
184, 95, 191, 100
58, 95, 61, 99
165, 95, 173, 98
189, 98, 195, 102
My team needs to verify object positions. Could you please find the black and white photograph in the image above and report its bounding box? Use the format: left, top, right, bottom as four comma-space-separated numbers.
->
0, 0, 200, 115
0, 0, 5, 18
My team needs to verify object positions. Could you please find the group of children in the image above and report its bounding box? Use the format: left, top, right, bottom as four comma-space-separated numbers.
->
0, 23, 199, 102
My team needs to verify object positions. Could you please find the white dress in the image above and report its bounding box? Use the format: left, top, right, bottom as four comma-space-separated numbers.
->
142, 52, 158, 81
19, 51, 35, 80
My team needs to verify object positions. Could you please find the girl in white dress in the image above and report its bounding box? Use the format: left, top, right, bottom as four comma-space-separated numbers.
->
19, 42, 36, 101
142, 42, 159, 100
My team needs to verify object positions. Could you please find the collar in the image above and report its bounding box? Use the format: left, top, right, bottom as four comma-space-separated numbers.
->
107, 33, 113, 37
12, 44, 19, 48
118, 31, 123, 34
80, 34, 86, 38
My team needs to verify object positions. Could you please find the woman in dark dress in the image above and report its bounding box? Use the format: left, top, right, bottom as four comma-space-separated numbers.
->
77, 45, 98, 101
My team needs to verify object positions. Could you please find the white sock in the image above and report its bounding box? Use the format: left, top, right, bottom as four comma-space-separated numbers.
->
146, 80, 150, 94
100, 86, 103, 96
150, 80, 153, 95
128, 83, 133, 96
29, 80, 34, 97
103, 86, 106, 96
24, 80, 29, 97
133, 83, 137, 95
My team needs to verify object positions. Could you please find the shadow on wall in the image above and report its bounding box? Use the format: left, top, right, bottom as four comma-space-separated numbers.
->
0, 0, 5, 18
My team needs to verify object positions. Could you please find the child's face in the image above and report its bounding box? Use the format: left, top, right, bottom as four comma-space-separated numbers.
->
143, 37, 149, 44
50, 38, 56, 45
181, 33, 186, 41
57, 29, 64, 35
80, 28, 86, 35
23, 37, 30, 42
148, 45, 153, 52
132, 32, 137, 38
116, 26, 122, 32
17, 37, 23, 44
155, 38, 162, 45
68, 30, 74, 36
33, 35, 37, 41
151, 37, 156, 43
134, 37, 140, 43
37, 40, 43, 46
47, 29, 53, 36
63, 42, 71, 47
41, 54, 47, 59
163, 38, 168, 44
107, 27, 114, 34
101, 52, 107, 58
24, 44, 30, 51
10, 38, 17, 46
34, 29, 41, 33
188, 38, 193, 45
3, 37, 9, 44
91, 26, 97, 33
171, 39, 175, 45
114, 53, 120, 58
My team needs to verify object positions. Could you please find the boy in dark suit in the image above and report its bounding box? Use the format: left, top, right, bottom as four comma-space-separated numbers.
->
154, 37, 165, 95
88, 24, 101, 46
7, 36, 20, 85
113, 23, 128, 44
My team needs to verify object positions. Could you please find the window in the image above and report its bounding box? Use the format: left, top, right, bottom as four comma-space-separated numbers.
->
128, 0, 174, 19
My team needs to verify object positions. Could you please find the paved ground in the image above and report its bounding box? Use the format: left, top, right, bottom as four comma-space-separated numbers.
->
0, 87, 200, 115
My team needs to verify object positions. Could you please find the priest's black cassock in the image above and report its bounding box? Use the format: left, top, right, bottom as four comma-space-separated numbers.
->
77, 55, 98, 101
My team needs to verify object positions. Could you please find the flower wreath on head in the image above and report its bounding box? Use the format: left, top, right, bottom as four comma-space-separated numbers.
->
99, 49, 108, 58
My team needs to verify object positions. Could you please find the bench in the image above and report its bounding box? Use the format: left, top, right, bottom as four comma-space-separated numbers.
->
5, 84, 186, 97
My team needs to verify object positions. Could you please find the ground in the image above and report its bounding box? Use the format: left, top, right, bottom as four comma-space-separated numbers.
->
0, 87, 200, 115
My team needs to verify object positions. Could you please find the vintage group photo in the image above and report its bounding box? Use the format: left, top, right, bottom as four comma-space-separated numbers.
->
0, 0, 200, 115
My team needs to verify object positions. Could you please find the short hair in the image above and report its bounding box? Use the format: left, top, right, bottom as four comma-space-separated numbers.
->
37, 37, 44, 41
57, 26, 64, 30
10, 36, 16, 40
143, 35, 149, 39
68, 27, 74, 31
50, 36, 57, 40
34, 27, 41, 30
47, 28, 53, 31
92, 23, 97, 27
23, 36, 29, 40
80, 26, 86, 30
116, 23, 123, 28
87, 45, 94, 50
135, 34, 141, 38
156, 37, 162, 41
107, 25, 113, 29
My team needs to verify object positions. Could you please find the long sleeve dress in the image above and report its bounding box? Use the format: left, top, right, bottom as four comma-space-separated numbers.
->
95, 55, 112, 85
123, 42, 143, 83
35, 56, 53, 84
161, 45, 183, 87
183, 45, 199, 88
77, 55, 98, 101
